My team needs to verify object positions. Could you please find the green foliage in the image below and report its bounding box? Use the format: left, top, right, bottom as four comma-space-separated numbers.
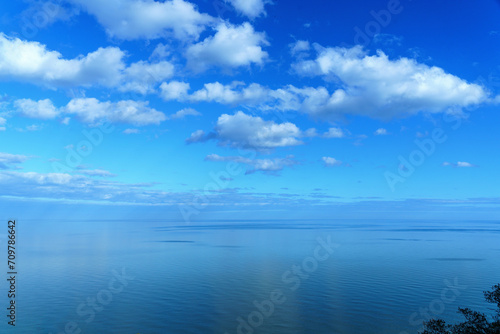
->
421, 284, 500, 334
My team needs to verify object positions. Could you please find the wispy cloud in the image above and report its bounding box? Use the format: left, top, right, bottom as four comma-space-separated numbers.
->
442, 161, 478, 168
322, 157, 342, 167
205, 154, 298, 174
0, 152, 30, 170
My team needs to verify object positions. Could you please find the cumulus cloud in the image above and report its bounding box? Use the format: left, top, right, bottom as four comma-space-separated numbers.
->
322, 157, 342, 167
14, 98, 167, 126
160, 81, 191, 100
68, 0, 214, 40
225, 0, 270, 18
169, 108, 201, 120
65, 98, 167, 125
14, 99, 59, 119
374, 128, 388, 135
324, 127, 345, 138
120, 61, 175, 94
186, 22, 269, 72
188, 111, 303, 150
205, 154, 298, 174
292, 45, 489, 119
0, 152, 30, 170
13, 97, 166, 126
0, 34, 174, 92
189, 81, 269, 105
442, 161, 477, 168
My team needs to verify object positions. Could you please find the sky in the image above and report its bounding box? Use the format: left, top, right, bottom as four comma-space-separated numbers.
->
0, 0, 500, 222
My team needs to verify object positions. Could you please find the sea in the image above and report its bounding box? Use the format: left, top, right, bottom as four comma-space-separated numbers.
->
2, 219, 499, 333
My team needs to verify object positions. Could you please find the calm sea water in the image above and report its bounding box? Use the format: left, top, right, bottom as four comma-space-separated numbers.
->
2, 219, 500, 333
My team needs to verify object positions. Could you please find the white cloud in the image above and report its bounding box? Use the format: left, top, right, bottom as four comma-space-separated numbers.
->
443, 161, 477, 168
322, 157, 342, 167
374, 128, 388, 135
292, 45, 489, 119
0, 117, 6, 125
0, 33, 173, 92
324, 127, 345, 138
189, 81, 269, 105
193, 111, 303, 150
0, 152, 29, 169
169, 108, 201, 120
0, 127, 5, 131
120, 61, 175, 94
225, 0, 270, 19
290, 40, 310, 57
160, 81, 191, 101
65, 98, 167, 125
123, 129, 140, 134
76, 168, 116, 177
186, 130, 210, 144
206, 154, 298, 174
186, 22, 269, 72
14, 99, 59, 119
68, 0, 214, 40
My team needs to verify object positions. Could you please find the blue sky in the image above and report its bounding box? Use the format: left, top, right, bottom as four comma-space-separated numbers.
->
0, 0, 500, 221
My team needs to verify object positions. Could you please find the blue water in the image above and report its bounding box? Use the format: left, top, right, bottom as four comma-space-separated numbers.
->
2, 219, 500, 333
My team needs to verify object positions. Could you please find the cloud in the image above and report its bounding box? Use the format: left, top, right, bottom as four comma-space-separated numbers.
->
123, 129, 140, 134
0, 152, 29, 170
292, 45, 489, 119
322, 157, 342, 167
374, 128, 388, 135
68, 0, 214, 40
188, 111, 303, 150
13, 98, 166, 126
442, 161, 477, 168
169, 108, 201, 120
189, 81, 270, 105
186, 130, 211, 144
159, 81, 193, 101
65, 98, 166, 126
0, 117, 6, 125
159, 81, 191, 101
290, 40, 311, 57
0, 33, 173, 92
76, 168, 116, 177
324, 127, 345, 138
120, 61, 175, 94
205, 154, 298, 174
186, 22, 269, 72
225, 0, 270, 18
14, 99, 59, 119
